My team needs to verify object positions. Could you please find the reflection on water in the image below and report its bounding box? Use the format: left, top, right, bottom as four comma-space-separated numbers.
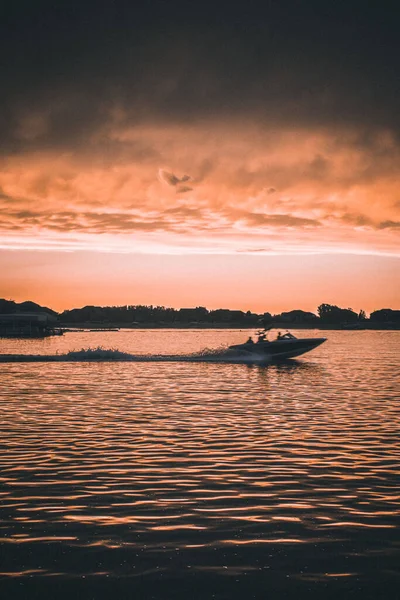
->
0, 330, 399, 599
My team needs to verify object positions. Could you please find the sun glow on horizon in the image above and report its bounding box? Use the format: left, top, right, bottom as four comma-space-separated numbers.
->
1, 249, 398, 314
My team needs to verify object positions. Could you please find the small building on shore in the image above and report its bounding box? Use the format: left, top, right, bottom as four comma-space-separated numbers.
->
0, 312, 59, 338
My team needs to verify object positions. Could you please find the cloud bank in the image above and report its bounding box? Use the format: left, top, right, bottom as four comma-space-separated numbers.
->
0, 1, 399, 256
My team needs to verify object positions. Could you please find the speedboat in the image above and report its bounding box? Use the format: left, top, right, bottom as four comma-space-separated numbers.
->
228, 329, 326, 360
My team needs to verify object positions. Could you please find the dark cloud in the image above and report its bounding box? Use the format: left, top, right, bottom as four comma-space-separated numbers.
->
378, 220, 400, 230
0, 204, 323, 235
159, 171, 190, 186
338, 213, 375, 228
243, 212, 322, 229
159, 170, 192, 193
0, 0, 399, 155
0, 208, 176, 234
164, 206, 204, 218
237, 247, 273, 253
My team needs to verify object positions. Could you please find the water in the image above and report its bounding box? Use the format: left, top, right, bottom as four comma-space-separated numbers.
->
0, 330, 399, 599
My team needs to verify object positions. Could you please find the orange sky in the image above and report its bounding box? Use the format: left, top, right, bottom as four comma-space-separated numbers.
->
1, 123, 399, 313
1, 1, 400, 315
1, 250, 398, 315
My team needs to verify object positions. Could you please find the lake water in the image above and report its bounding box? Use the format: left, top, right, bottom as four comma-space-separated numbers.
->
0, 329, 399, 599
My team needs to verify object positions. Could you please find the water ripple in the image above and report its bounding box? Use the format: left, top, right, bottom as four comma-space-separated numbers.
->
0, 330, 399, 598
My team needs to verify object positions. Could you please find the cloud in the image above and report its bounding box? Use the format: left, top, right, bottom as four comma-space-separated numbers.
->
158, 169, 193, 193
0, 2, 399, 161
236, 247, 272, 253
378, 220, 400, 230
159, 170, 191, 186
176, 185, 193, 194
0, 119, 399, 256
238, 210, 322, 229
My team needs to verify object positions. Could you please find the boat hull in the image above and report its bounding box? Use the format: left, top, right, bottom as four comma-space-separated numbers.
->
228, 338, 326, 360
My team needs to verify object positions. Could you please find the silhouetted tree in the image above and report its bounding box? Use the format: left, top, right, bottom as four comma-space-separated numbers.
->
275, 310, 318, 323
261, 312, 273, 327
317, 303, 358, 324
370, 309, 400, 323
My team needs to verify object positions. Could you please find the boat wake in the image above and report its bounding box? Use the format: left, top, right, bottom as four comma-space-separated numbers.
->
0, 346, 271, 364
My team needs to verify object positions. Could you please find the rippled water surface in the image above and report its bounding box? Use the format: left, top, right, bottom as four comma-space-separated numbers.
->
1, 330, 399, 599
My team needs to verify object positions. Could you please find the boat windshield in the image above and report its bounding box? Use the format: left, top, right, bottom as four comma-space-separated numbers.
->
280, 332, 296, 340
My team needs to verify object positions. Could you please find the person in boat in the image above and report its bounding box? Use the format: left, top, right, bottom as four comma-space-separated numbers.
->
246, 336, 254, 344
277, 331, 282, 339
257, 331, 267, 343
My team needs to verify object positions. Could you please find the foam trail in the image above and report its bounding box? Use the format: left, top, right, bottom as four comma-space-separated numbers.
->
0, 346, 270, 364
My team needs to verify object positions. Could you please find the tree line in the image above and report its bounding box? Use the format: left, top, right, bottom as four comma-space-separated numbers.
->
1, 299, 399, 326
59, 304, 400, 325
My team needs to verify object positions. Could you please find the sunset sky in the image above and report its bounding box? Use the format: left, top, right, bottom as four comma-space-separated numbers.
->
1, 0, 399, 313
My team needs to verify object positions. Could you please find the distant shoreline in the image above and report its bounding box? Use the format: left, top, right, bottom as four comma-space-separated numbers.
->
59, 322, 400, 331
2, 299, 399, 332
